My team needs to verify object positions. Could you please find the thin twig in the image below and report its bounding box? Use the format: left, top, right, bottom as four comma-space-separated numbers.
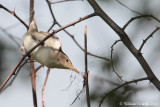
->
61, 76, 77, 91
30, 58, 38, 107
42, 68, 50, 107
116, 0, 142, 15
110, 40, 123, 81
29, 0, 37, 106
88, 0, 160, 91
123, 15, 160, 30
0, 4, 29, 29
35, 64, 44, 73
50, 0, 83, 4
46, 0, 57, 27
138, 27, 160, 52
0, 13, 95, 93
99, 77, 149, 107
0, 55, 27, 92
70, 87, 85, 105
29, 0, 34, 23
0, 58, 29, 93
84, 25, 91, 107
48, 24, 55, 32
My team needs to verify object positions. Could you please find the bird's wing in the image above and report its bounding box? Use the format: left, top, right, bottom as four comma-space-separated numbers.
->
31, 32, 62, 50
39, 31, 60, 40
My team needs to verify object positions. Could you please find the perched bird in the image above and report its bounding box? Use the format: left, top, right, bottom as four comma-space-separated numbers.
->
22, 14, 79, 73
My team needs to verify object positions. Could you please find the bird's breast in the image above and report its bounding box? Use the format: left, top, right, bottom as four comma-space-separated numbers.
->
33, 47, 63, 68
23, 35, 39, 53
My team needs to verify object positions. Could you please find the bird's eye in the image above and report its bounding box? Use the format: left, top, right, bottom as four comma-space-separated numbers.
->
66, 59, 68, 62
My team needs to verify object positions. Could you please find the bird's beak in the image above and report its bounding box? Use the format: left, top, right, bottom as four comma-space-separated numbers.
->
68, 65, 79, 74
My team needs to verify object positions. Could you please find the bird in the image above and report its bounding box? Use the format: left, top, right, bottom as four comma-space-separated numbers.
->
22, 13, 79, 74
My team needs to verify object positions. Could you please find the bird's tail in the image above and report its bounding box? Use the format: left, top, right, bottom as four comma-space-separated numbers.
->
28, 11, 38, 33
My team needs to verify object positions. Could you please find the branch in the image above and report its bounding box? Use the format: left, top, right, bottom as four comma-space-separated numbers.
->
29, 0, 37, 107
42, 68, 50, 107
30, 58, 37, 107
84, 25, 91, 107
0, 55, 27, 92
61, 76, 76, 91
0, 13, 95, 93
116, 0, 142, 15
139, 27, 160, 52
99, 77, 149, 107
49, 0, 82, 4
35, 64, 44, 73
123, 15, 160, 30
0, 58, 29, 93
29, 0, 34, 23
46, 0, 57, 27
0, 4, 29, 29
110, 40, 123, 81
88, 0, 160, 91
71, 87, 85, 105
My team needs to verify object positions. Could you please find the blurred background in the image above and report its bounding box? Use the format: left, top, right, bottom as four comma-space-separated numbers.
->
0, 0, 160, 107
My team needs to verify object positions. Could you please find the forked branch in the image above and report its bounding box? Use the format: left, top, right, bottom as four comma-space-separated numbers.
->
123, 15, 160, 30
87, 0, 160, 91
110, 40, 123, 81
139, 27, 160, 52
42, 68, 50, 107
0, 4, 28, 29
99, 77, 149, 107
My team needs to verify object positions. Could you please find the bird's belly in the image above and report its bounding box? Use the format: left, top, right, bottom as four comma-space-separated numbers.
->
32, 47, 59, 68
23, 35, 38, 53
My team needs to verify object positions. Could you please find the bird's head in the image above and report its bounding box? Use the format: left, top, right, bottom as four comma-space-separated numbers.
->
57, 51, 79, 74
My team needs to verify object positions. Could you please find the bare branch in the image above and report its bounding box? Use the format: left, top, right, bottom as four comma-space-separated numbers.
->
42, 68, 50, 107
84, 25, 91, 107
46, 0, 57, 27
139, 27, 160, 52
30, 58, 38, 107
29, 0, 38, 107
0, 4, 29, 29
0, 55, 27, 92
88, 0, 160, 91
111, 40, 123, 81
35, 64, 44, 73
71, 87, 85, 105
123, 15, 160, 30
0, 58, 29, 93
49, 0, 83, 4
29, 0, 34, 23
61, 76, 77, 91
99, 77, 149, 107
116, 0, 142, 15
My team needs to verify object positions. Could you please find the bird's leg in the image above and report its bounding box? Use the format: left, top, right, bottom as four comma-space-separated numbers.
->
35, 64, 44, 73
42, 68, 50, 107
